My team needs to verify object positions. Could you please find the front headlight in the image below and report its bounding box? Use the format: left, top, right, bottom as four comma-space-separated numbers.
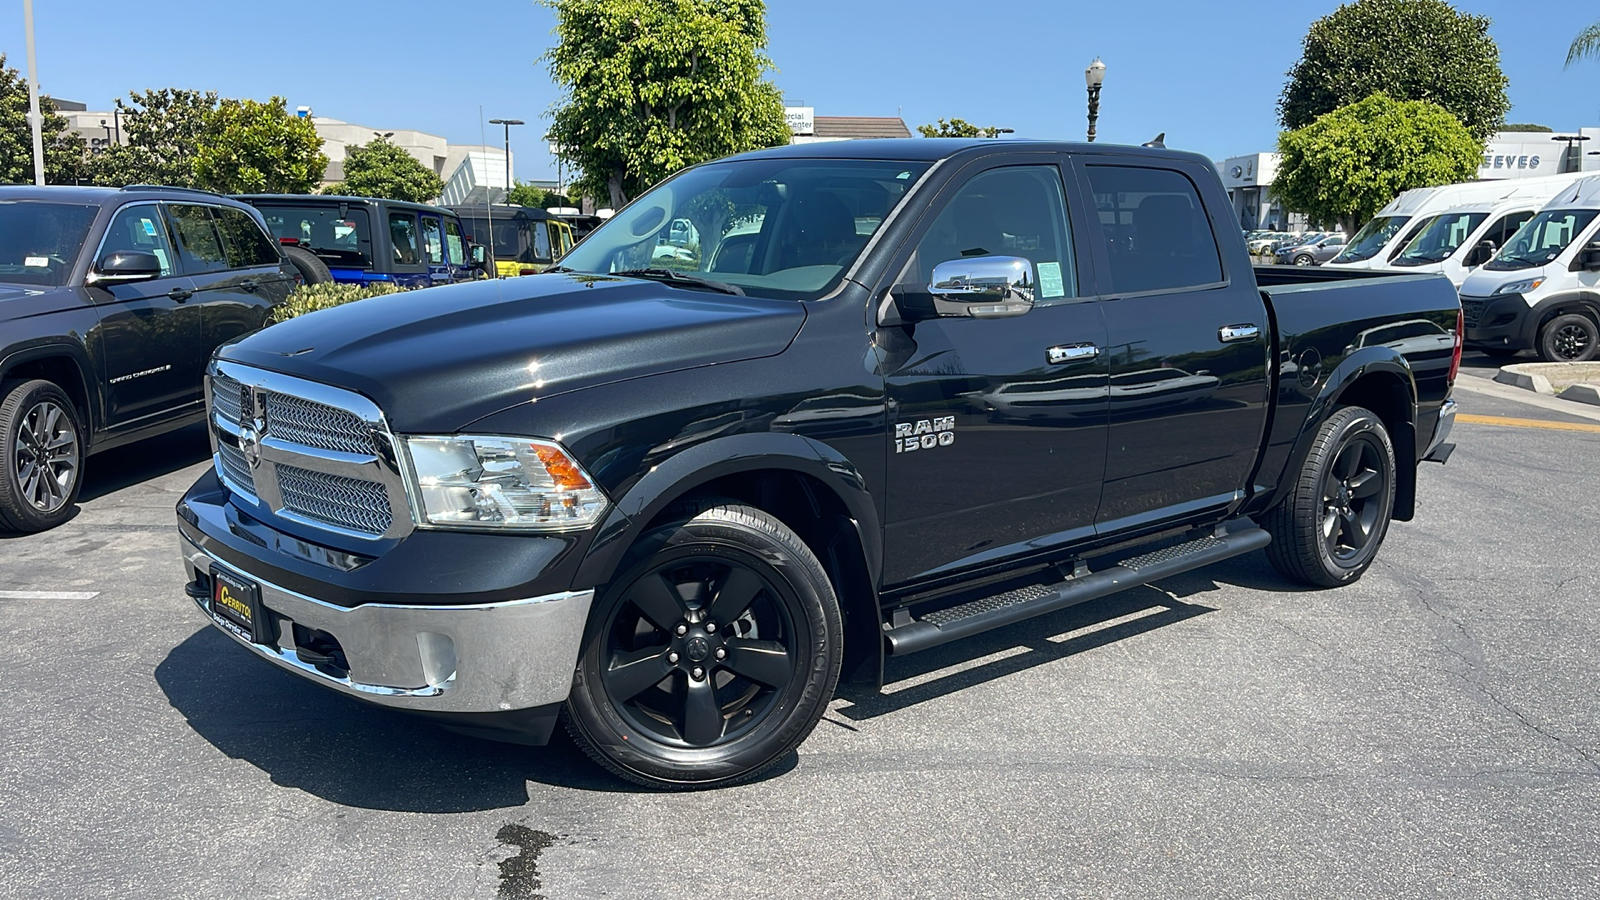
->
401, 435, 607, 530
1494, 277, 1544, 296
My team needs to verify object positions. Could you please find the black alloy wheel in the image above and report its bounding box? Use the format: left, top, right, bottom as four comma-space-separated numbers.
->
564, 501, 843, 789
1263, 405, 1395, 587
0, 380, 84, 534
1538, 313, 1599, 362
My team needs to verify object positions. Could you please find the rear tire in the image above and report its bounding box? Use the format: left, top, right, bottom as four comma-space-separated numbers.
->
1536, 313, 1599, 362
282, 245, 332, 285
1293, 254, 1315, 266
1263, 406, 1396, 588
563, 500, 843, 789
0, 380, 84, 534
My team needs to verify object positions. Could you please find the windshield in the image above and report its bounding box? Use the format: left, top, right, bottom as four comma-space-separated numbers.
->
1393, 211, 1488, 266
0, 201, 99, 287
458, 215, 537, 263
1333, 215, 1411, 262
1484, 209, 1600, 270
255, 205, 373, 269
556, 157, 930, 300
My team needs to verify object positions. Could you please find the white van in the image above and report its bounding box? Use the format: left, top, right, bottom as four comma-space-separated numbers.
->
1387, 197, 1540, 286
1457, 175, 1600, 361
1326, 172, 1594, 271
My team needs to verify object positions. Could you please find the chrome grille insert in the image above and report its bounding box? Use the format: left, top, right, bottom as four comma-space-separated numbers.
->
217, 443, 256, 496
206, 361, 411, 541
276, 465, 394, 536
263, 393, 374, 455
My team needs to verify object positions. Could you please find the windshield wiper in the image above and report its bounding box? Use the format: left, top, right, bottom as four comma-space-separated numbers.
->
543, 265, 578, 274
610, 268, 745, 296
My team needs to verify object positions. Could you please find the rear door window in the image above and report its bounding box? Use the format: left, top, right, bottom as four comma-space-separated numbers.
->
533, 219, 552, 260
389, 211, 420, 265
167, 204, 229, 274
213, 206, 280, 269
421, 216, 445, 265
1084, 165, 1223, 294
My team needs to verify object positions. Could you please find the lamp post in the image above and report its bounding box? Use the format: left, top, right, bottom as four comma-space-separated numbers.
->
992, 128, 1015, 138
23, 0, 45, 184
488, 118, 524, 202
1085, 58, 1106, 143
1552, 134, 1591, 173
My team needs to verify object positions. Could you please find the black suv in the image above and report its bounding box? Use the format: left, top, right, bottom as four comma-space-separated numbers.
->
0, 185, 295, 533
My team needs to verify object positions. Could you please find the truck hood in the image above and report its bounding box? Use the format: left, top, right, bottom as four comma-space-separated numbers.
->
218, 274, 807, 433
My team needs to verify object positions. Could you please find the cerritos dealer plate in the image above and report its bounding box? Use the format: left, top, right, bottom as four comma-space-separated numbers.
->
210, 567, 262, 643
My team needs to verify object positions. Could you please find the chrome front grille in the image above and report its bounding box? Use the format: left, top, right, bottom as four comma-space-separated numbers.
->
206, 362, 411, 540
276, 465, 394, 535
217, 443, 256, 495
263, 393, 374, 455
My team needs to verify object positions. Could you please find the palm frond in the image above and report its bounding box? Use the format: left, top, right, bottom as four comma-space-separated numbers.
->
1566, 21, 1600, 67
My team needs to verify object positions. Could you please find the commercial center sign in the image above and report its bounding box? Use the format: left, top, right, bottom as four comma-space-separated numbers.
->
785, 107, 815, 137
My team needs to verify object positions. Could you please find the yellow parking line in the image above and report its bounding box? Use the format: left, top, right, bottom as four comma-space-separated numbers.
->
1457, 413, 1600, 434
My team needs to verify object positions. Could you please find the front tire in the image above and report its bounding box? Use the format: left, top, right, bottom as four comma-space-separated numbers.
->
1537, 313, 1599, 362
1293, 254, 1315, 266
1263, 406, 1396, 587
0, 380, 84, 534
563, 501, 843, 789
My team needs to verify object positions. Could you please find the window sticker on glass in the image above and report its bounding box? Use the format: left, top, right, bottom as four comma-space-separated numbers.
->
141, 218, 157, 236
1037, 261, 1066, 298
152, 248, 170, 272
25, 256, 48, 267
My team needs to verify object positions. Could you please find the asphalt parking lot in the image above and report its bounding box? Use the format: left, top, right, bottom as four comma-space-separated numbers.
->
2, 358, 1598, 899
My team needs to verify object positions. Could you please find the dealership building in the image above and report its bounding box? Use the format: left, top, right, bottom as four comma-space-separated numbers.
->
1219, 128, 1600, 232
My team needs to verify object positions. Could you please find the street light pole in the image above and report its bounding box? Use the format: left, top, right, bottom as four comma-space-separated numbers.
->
1085, 58, 1106, 143
488, 118, 524, 202
23, 0, 46, 184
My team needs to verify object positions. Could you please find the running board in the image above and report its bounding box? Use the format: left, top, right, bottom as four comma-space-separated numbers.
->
883, 524, 1272, 656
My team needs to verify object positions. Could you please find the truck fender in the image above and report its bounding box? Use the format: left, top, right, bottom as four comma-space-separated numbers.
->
1520, 290, 1600, 348
574, 431, 883, 592
0, 340, 102, 435
1280, 348, 1418, 519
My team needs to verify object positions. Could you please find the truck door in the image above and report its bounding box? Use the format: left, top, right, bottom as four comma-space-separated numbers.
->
882, 158, 1109, 586
89, 202, 203, 426
1076, 159, 1271, 533
419, 213, 451, 286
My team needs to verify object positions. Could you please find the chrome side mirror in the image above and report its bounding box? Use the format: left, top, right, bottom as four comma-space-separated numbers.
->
928, 256, 1035, 319
86, 250, 163, 285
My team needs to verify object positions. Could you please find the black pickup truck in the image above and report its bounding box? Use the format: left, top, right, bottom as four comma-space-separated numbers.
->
177, 139, 1460, 789
0, 186, 294, 533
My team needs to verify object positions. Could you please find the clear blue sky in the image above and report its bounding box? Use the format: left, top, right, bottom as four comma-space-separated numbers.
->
9, 0, 1599, 182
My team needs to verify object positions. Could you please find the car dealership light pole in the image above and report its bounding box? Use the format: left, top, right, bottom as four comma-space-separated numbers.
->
23, 0, 45, 184
489, 118, 523, 201
1085, 58, 1106, 143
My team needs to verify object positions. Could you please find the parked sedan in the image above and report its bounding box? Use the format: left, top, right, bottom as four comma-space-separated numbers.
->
1276, 233, 1347, 266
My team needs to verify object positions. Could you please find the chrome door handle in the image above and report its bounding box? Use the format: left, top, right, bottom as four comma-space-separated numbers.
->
1047, 343, 1101, 364
1218, 323, 1260, 343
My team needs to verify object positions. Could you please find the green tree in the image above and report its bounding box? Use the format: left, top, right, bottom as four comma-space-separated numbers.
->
1279, 0, 1509, 143
85, 88, 218, 188
0, 53, 86, 184
324, 137, 444, 202
543, 0, 791, 209
1501, 123, 1553, 133
192, 97, 327, 194
1273, 94, 1483, 236
917, 118, 1004, 138
507, 180, 549, 207
1568, 17, 1600, 66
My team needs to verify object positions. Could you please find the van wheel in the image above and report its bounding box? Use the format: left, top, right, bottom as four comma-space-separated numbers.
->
1263, 406, 1396, 588
282, 245, 332, 286
563, 501, 843, 790
0, 380, 84, 534
1537, 313, 1598, 362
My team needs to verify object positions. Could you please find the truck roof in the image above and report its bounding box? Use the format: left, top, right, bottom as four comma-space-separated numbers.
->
724, 137, 1202, 166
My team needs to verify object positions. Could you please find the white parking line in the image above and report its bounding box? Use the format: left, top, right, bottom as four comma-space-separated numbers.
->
0, 590, 101, 600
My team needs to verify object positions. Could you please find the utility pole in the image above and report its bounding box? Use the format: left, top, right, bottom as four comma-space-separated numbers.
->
24, 0, 46, 184
488, 118, 523, 202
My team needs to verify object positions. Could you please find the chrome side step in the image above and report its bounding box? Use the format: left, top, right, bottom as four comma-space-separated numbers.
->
882, 523, 1271, 656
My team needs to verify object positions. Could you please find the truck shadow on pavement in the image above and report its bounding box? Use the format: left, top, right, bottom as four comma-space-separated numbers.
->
836, 551, 1304, 721
153, 627, 685, 810
79, 422, 211, 502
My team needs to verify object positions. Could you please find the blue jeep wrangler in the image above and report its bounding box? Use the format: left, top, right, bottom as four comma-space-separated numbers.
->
236, 195, 483, 289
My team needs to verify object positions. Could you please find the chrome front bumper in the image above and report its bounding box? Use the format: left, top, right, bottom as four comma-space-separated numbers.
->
1425, 396, 1457, 461
180, 533, 593, 714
